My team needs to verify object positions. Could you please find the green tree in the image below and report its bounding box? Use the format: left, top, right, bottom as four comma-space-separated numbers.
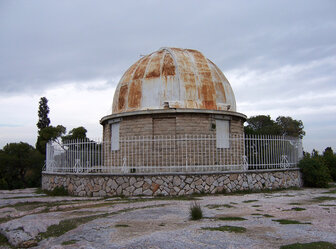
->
276, 116, 305, 138
298, 151, 331, 188
244, 115, 305, 138
36, 97, 50, 130
323, 147, 336, 181
244, 115, 281, 135
36, 125, 66, 155
0, 143, 44, 189
62, 126, 88, 142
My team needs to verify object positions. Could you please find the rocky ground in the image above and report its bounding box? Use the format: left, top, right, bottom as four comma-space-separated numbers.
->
0, 187, 335, 249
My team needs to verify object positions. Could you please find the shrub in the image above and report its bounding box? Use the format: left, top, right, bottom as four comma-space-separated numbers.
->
298, 154, 331, 188
323, 147, 336, 182
189, 201, 203, 220
44, 186, 69, 196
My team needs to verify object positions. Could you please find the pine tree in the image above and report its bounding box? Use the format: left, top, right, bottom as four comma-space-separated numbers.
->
37, 97, 50, 130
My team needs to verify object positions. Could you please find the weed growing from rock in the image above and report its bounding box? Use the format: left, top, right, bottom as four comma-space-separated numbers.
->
43, 186, 69, 196
291, 207, 306, 211
280, 241, 336, 249
190, 201, 203, 220
217, 217, 247, 221
273, 219, 311, 225
61, 240, 78, 245
115, 224, 129, 227
202, 225, 246, 233
243, 200, 258, 203
313, 196, 336, 202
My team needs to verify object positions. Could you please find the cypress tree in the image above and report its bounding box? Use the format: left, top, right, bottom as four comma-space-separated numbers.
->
37, 97, 50, 130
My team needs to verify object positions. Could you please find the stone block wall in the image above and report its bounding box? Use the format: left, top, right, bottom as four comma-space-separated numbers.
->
103, 112, 245, 139
42, 169, 302, 197
101, 112, 245, 168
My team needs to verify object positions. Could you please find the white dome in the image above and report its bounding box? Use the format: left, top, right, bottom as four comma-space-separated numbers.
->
112, 47, 236, 114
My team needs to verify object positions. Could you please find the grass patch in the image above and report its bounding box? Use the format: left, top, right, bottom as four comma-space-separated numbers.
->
39, 204, 163, 240
0, 233, 15, 248
291, 207, 306, 211
280, 241, 336, 249
262, 214, 274, 217
39, 213, 110, 239
61, 239, 78, 245
322, 189, 336, 194
159, 223, 165, 226
313, 196, 336, 202
251, 213, 262, 216
319, 204, 336, 207
206, 204, 234, 209
41, 186, 69, 196
190, 202, 203, 220
217, 216, 247, 221
202, 225, 246, 233
289, 202, 304, 206
273, 219, 311, 225
115, 224, 129, 227
224, 187, 303, 196
3, 195, 47, 199
252, 205, 261, 207
243, 200, 258, 203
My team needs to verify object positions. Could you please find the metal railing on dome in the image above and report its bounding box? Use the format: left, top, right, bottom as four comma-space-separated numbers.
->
43, 134, 303, 174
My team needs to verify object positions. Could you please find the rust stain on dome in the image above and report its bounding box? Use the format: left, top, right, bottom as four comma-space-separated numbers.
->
162, 53, 175, 76
112, 47, 236, 114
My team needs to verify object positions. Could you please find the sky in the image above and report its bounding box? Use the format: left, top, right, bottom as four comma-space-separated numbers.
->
0, 0, 336, 153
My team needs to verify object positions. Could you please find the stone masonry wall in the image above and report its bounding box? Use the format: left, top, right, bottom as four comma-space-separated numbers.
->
42, 170, 302, 197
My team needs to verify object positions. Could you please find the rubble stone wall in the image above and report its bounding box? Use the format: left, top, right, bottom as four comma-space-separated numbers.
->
42, 169, 302, 197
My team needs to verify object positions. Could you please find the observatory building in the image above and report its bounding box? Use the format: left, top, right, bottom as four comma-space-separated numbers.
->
42, 47, 303, 197
100, 47, 246, 162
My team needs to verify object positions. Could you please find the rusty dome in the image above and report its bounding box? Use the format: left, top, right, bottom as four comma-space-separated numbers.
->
112, 47, 237, 114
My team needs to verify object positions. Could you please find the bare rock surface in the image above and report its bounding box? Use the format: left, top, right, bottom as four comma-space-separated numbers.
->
0, 187, 335, 248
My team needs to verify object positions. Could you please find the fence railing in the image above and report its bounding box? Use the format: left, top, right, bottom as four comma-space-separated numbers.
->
44, 134, 303, 174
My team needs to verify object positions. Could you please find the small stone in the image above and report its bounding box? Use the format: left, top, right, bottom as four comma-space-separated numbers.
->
195, 179, 202, 186
107, 179, 113, 187
121, 182, 129, 189
129, 177, 136, 186
116, 177, 124, 185
143, 182, 150, 190
185, 177, 193, 184
173, 176, 181, 186
133, 188, 142, 195
111, 180, 118, 190
143, 189, 152, 196
144, 178, 152, 185
173, 186, 180, 193
151, 183, 160, 193
155, 179, 163, 185
126, 186, 135, 192
134, 181, 144, 188
205, 176, 214, 185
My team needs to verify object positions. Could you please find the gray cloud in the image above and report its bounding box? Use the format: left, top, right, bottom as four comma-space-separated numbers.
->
1, 0, 335, 93
0, 0, 336, 152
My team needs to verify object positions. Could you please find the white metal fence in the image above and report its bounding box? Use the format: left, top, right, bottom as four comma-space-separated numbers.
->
44, 134, 303, 174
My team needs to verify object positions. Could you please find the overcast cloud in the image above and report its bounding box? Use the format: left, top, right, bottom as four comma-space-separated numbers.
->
0, 0, 336, 152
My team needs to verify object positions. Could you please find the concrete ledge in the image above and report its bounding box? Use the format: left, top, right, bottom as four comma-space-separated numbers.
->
100, 108, 247, 124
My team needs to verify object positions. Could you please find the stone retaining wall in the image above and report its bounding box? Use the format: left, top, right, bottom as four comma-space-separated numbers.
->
42, 169, 302, 197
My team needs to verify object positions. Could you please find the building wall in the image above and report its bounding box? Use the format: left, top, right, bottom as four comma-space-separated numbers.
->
102, 112, 245, 140
42, 169, 302, 197
101, 112, 245, 169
